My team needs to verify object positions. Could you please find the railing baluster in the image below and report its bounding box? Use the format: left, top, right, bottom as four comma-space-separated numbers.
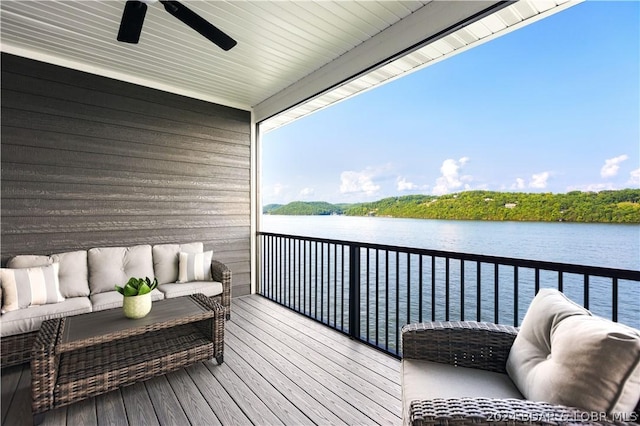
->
612, 277, 618, 322
407, 253, 411, 325
375, 249, 379, 347
418, 255, 423, 323
514, 266, 519, 327
431, 256, 436, 322
460, 259, 465, 321
584, 274, 589, 311
348, 245, 361, 339
445, 257, 450, 321
366, 248, 370, 341
494, 263, 499, 324
385, 250, 389, 351
257, 232, 639, 359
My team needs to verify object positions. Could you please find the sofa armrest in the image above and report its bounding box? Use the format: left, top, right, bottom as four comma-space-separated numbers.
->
211, 260, 231, 320
401, 321, 518, 374
409, 398, 636, 426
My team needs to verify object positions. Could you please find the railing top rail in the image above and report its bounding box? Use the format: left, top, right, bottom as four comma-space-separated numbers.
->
258, 231, 640, 281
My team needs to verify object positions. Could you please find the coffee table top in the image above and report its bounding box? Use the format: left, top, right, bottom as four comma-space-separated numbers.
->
57, 294, 218, 353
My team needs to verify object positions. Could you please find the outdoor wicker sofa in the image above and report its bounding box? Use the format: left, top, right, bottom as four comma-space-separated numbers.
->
1, 242, 231, 368
401, 289, 640, 426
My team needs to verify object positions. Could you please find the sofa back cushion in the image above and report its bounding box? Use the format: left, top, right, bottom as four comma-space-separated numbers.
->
506, 289, 640, 415
7, 250, 89, 298
152, 243, 203, 284
88, 245, 154, 294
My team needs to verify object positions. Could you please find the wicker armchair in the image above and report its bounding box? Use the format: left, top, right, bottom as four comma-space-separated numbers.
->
401, 321, 639, 426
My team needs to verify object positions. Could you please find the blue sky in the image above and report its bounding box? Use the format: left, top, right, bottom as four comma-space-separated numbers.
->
261, 1, 640, 205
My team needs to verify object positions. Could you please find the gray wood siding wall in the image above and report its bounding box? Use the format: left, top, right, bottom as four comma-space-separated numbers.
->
1, 53, 252, 297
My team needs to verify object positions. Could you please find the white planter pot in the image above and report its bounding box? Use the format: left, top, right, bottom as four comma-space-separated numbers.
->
123, 293, 152, 319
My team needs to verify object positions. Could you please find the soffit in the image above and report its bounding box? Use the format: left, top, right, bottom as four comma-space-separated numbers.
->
0, 0, 432, 110
259, 0, 580, 132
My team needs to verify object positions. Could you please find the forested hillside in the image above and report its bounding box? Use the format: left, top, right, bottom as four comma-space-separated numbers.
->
264, 189, 640, 223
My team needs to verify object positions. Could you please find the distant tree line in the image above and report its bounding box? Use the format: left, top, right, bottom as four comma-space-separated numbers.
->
264, 189, 640, 223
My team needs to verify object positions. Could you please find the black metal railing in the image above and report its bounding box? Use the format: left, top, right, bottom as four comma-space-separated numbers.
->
258, 232, 640, 358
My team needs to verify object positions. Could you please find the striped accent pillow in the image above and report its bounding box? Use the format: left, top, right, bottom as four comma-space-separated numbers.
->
0, 263, 64, 312
177, 251, 213, 283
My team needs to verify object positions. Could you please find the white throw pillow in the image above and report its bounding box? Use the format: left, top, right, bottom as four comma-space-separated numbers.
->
506, 289, 640, 415
178, 251, 213, 283
0, 263, 64, 312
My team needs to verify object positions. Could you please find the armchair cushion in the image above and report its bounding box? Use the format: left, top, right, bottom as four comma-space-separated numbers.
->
506, 288, 640, 415
178, 251, 213, 283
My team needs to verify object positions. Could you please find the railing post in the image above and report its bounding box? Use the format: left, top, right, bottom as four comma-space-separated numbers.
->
349, 245, 361, 340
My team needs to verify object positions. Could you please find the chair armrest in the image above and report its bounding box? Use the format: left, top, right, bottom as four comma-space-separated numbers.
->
401, 321, 518, 374
409, 398, 637, 426
211, 260, 231, 320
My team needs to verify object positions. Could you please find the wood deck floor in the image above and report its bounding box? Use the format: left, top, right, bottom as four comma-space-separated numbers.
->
1, 295, 401, 426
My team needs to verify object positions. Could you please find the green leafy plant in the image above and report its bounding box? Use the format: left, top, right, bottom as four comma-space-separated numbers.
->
115, 277, 158, 297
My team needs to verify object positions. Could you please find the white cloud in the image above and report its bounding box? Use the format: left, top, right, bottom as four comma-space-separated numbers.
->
299, 187, 315, 198
628, 168, 640, 186
432, 157, 472, 195
566, 183, 617, 192
397, 177, 417, 191
511, 178, 526, 190
340, 168, 381, 196
529, 171, 550, 189
601, 154, 628, 178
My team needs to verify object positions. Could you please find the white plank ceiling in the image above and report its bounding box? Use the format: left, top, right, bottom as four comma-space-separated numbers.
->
0, 1, 578, 129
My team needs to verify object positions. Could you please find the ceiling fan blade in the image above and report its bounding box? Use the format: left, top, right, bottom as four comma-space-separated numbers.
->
160, 1, 237, 51
117, 0, 148, 43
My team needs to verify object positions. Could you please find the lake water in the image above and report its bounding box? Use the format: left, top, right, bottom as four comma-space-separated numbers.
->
262, 215, 639, 270
261, 215, 640, 332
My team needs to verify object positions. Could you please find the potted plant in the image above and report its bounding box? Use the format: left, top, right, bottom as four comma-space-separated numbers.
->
115, 277, 158, 319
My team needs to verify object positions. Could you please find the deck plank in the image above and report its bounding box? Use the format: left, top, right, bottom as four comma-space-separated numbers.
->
223, 346, 312, 425
229, 306, 400, 425
185, 362, 251, 425
202, 358, 285, 426
235, 297, 401, 398
243, 295, 401, 373
3, 364, 32, 426
1, 295, 401, 426
95, 389, 127, 426
121, 382, 159, 426
66, 397, 96, 426
144, 375, 190, 426
1, 364, 23, 423
165, 369, 221, 426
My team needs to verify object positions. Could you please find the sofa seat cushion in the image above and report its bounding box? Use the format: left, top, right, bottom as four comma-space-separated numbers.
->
8, 250, 90, 298
153, 243, 203, 284
158, 281, 223, 299
506, 289, 640, 415
402, 358, 523, 421
88, 245, 155, 295
0, 297, 92, 337
90, 289, 164, 312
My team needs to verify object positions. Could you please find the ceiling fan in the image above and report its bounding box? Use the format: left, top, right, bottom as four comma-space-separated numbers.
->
117, 0, 237, 51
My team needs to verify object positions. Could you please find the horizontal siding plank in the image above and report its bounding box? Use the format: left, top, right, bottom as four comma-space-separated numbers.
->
2, 126, 250, 167
1, 56, 251, 122
1, 107, 250, 148
1, 200, 250, 218
2, 165, 248, 192
1, 74, 251, 134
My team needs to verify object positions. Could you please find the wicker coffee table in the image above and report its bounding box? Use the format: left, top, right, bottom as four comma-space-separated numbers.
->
31, 293, 224, 421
